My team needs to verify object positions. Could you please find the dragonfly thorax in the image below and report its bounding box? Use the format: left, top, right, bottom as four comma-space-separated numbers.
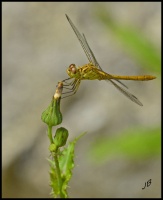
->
67, 64, 80, 78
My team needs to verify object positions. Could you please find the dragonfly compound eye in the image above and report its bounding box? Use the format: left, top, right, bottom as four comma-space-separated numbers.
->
69, 64, 76, 74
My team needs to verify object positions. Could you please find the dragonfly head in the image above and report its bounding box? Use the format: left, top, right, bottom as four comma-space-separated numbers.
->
67, 64, 79, 78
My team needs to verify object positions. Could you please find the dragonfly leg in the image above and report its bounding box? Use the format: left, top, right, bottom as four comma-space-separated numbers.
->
62, 79, 78, 91
62, 79, 81, 98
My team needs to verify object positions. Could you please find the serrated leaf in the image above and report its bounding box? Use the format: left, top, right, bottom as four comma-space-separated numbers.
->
58, 132, 86, 197
47, 158, 60, 197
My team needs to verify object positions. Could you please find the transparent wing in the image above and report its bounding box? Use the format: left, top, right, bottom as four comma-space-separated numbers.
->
66, 14, 99, 68
82, 34, 129, 89
82, 33, 103, 70
109, 79, 143, 106
66, 15, 128, 89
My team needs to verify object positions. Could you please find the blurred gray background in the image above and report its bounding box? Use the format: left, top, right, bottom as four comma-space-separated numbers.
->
2, 2, 161, 198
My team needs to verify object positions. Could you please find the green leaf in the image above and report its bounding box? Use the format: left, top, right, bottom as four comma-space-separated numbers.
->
47, 158, 60, 198
59, 132, 86, 197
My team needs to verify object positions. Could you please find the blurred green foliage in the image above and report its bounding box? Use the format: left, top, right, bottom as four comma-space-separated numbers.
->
89, 127, 160, 164
95, 6, 161, 74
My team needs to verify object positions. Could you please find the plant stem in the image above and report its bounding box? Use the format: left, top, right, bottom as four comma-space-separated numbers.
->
54, 152, 64, 198
48, 126, 53, 144
48, 125, 64, 198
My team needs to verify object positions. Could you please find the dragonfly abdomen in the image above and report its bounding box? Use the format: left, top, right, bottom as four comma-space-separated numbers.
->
108, 74, 156, 81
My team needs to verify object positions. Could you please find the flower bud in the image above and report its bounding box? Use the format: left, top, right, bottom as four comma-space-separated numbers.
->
49, 143, 57, 152
53, 127, 69, 148
41, 97, 62, 127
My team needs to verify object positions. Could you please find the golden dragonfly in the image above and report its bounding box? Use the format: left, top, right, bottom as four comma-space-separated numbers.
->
62, 14, 156, 106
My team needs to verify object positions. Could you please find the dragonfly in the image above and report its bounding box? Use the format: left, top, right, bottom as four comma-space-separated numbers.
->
62, 14, 156, 106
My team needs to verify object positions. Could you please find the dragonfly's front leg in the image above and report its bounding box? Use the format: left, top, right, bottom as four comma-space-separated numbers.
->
61, 79, 81, 98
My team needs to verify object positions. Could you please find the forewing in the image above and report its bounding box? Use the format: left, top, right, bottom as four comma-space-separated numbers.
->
82, 34, 103, 70
66, 14, 99, 68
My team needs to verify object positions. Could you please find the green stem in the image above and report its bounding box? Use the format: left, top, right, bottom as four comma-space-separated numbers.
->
48, 126, 53, 144
54, 152, 64, 198
48, 125, 64, 198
